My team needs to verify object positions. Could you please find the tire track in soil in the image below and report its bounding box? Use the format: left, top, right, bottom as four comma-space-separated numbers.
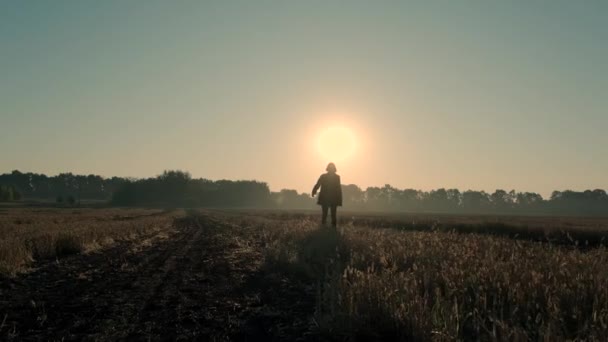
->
0, 212, 317, 341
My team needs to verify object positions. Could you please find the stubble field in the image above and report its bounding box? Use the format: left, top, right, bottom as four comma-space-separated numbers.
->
1, 208, 608, 341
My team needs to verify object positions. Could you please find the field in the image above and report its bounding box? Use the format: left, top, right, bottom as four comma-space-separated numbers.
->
1, 208, 608, 341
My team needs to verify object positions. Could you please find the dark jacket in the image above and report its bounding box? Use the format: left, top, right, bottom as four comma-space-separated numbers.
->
312, 173, 342, 206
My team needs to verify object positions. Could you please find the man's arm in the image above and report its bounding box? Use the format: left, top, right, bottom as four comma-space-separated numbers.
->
312, 176, 322, 197
337, 175, 343, 203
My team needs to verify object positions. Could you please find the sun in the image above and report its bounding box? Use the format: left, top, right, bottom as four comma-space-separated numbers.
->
317, 126, 357, 162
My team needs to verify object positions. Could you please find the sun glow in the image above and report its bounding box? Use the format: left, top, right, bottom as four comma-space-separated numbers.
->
317, 126, 357, 162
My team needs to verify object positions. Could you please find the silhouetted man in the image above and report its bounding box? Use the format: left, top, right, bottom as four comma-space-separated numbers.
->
312, 162, 342, 227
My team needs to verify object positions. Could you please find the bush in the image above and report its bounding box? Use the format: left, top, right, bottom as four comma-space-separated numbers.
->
66, 195, 76, 206
55, 234, 83, 257
0, 185, 21, 202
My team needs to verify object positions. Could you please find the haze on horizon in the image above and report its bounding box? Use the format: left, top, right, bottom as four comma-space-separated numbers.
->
1, 1, 606, 197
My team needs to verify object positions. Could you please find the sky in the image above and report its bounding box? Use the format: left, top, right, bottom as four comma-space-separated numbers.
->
1, 1, 607, 196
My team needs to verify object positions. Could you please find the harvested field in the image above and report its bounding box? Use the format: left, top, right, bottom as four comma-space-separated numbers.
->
1, 209, 608, 340
0, 208, 180, 275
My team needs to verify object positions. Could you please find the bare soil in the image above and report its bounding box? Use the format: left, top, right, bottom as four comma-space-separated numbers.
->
0, 212, 317, 341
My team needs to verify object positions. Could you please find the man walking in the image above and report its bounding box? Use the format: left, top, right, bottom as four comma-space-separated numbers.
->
312, 162, 342, 227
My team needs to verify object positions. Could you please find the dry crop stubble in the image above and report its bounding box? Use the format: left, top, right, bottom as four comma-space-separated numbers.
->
3, 208, 608, 340
234, 212, 608, 341
0, 208, 182, 275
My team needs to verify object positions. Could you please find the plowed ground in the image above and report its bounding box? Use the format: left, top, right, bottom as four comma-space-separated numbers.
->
0, 212, 316, 341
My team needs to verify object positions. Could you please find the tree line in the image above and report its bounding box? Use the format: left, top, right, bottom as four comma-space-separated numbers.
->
1, 170, 607, 216
110, 170, 273, 208
339, 185, 608, 216
0, 170, 127, 202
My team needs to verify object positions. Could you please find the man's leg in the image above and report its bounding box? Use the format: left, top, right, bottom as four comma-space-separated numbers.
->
331, 205, 337, 227
322, 205, 328, 225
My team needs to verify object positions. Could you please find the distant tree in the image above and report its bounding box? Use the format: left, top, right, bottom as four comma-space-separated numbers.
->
446, 189, 462, 210
0, 185, 21, 202
342, 184, 364, 209
274, 189, 314, 209
365, 186, 390, 210
427, 188, 450, 212
516, 192, 543, 205
490, 189, 516, 213
462, 190, 491, 213
393, 189, 423, 212
56, 195, 64, 204
66, 195, 76, 206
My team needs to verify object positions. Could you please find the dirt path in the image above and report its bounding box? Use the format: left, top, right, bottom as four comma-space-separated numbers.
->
0, 212, 316, 341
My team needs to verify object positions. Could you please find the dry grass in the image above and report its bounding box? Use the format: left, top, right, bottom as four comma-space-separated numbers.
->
0, 208, 181, 275
3, 208, 608, 340
238, 213, 608, 341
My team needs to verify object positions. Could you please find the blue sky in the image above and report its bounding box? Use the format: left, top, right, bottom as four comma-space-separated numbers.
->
1, 1, 606, 195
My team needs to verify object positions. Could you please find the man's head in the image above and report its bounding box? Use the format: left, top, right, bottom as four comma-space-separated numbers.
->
326, 162, 337, 173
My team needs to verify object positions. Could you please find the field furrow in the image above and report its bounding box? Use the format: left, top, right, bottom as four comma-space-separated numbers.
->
0, 211, 316, 341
